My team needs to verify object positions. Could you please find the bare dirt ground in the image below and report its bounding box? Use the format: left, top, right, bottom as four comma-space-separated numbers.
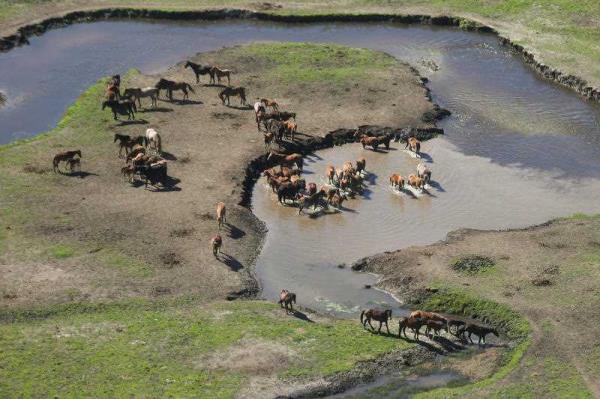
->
356, 216, 600, 397
0, 43, 433, 309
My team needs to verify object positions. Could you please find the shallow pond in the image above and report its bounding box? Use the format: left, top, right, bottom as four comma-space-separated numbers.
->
1, 20, 599, 317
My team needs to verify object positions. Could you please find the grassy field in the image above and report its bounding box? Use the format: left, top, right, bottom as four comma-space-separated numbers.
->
0, 300, 410, 397
0, 0, 599, 89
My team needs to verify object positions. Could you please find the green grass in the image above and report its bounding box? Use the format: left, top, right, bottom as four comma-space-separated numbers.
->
0, 299, 411, 398
50, 244, 74, 258
232, 42, 396, 83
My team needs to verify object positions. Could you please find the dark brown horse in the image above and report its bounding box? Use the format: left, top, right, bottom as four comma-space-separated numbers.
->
279, 290, 296, 313
457, 323, 499, 346
297, 189, 326, 214
424, 319, 447, 337
102, 100, 136, 120
360, 309, 393, 334
219, 87, 246, 106
52, 150, 81, 172
184, 61, 214, 84
155, 78, 195, 101
398, 316, 425, 340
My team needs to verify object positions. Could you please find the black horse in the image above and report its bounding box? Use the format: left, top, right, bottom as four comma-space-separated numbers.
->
184, 61, 214, 84
360, 309, 393, 334
155, 78, 194, 101
102, 100, 136, 120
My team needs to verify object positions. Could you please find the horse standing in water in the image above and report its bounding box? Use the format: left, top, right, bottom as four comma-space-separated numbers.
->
184, 61, 214, 84
360, 309, 393, 334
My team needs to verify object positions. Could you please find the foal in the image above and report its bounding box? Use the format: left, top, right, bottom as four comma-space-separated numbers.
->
216, 202, 226, 230
211, 234, 223, 257
278, 290, 297, 313
211, 67, 232, 85
52, 150, 81, 173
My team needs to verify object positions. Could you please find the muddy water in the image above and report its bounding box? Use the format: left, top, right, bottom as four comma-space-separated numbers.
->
1, 20, 600, 316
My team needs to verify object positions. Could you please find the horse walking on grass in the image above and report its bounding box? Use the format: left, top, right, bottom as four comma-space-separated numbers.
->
102, 100, 136, 120
360, 309, 392, 334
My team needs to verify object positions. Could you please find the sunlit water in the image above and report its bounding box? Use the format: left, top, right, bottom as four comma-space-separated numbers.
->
1, 20, 599, 318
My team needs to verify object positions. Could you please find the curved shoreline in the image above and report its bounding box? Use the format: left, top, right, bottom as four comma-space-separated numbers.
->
1, 7, 599, 104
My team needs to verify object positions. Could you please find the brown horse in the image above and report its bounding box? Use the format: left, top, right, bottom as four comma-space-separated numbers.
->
405, 137, 421, 155
328, 190, 347, 208
211, 67, 232, 85
267, 151, 303, 170
409, 310, 447, 324
356, 157, 366, 174
283, 119, 297, 141
457, 324, 499, 345
219, 87, 247, 106
425, 319, 448, 337
155, 78, 195, 101
102, 100, 136, 120
121, 165, 136, 183
298, 189, 326, 214
106, 84, 120, 101
361, 309, 393, 334
399, 317, 425, 340
360, 136, 380, 151
326, 165, 336, 184
66, 158, 81, 173
408, 174, 424, 190
417, 163, 431, 185
389, 173, 405, 189
211, 234, 223, 257
126, 145, 146, 163
263, 132, 275, 149
216, 202, 226, 230
52, 150, 81, 172
184, 61, 214, 84
278, 290, 296, 313
260, 98, 279, 111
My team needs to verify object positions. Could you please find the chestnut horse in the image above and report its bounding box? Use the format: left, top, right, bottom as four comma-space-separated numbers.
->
389, 173, 405, 189
405, 137, 421, 155
457, 323, 499, 345
360, 136, 380, 151
216, 202, 226, 230
326, 165, 336, 184
260, 98, 279, 111
267, 151, 303, 170
408, 174, 424, 190
399, 317, 425, 340
356, 157, 366, 174
360, 309, 393, 334
211, 234, 222, 257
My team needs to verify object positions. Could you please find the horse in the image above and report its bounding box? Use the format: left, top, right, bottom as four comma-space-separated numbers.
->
376, 135, 392, 150
216, 202, 226, 230
283, 119, 297, 141
409, 310, 447, 324
263, 132, 275, 149
254, 102, 266, 130
425, 319, 448, 337
328, 190, 347, 208
106, 84, 120, 101
326, 165, 336, 184
306, 182, 317, 196
408, 174, 424, 190
155, 78, 194, 101
389, 174, 405, 189
114, 133, 133, 157
360, 309, 393, 334
260, 98, 279, 111
66, 158, 81, 173
102, 100, 136, 120
211, 234, 223, 257
277, 180, 305, 204
52, 150, 81, 173
126, 145, 146, 163
447, 319, 466, 336
219, 87, 246, 106
145, 128, 162, 154
356, 158, 366, 174
211, 67, 232, 85
184, 61, 214, 84
416, 163, 431, 185
405, 137, 421, 155
298, 189, 327, 214
123, 87, 158, 108
360, 135, 380, 151
457, 324, 499, 346
398, 317, 425, 340
278, 290, 296, 313
136, 160, 167, 189
267, 151, 303, 171
121, 165, 136, 183
265, 119, 286, 141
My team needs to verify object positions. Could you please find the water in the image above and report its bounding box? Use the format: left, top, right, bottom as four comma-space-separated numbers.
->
1, 20, 599, 318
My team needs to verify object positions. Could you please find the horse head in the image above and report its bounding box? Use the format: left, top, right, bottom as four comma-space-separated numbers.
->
75, 150, 82, 158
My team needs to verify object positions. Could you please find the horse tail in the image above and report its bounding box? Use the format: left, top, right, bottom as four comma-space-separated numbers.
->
186, 83, 195, 93
360, 310, 365, 324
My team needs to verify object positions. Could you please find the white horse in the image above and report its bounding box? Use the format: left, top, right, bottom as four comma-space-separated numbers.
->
124, 87, 158, 108
145, 128, 162, 154
416, 163, 431, 186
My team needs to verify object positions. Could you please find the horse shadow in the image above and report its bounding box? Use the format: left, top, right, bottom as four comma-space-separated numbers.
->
430, 335, 466, 352
176, 99, 203, 106
225, 104, 253, 111
224, 224, 246, 239
417, 152, 433, 163
428, 180, 445, 192
289, 309, 315, 323
64, 171, 99, 179
138, 107, 173, 113
399, 335, 446, 355
363, 172, 378, 186
117, 119, 148, 126
358, 187, 373, 200
364, 327, 398, 339
161, 151, 177, 161
219, 253, 243, 272
141, 176, 181, 192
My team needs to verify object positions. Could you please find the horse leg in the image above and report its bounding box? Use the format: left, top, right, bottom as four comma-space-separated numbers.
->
227, 75, 230, 85
378, 321, 382, 333
468, 332, 474, 344
385, 321, 390, 335
367, 319, 375, 331
112, 110, 118, 120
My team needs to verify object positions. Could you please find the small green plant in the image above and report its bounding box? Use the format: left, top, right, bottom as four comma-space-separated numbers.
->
51, 244, 74, 259
451, 255, 495, 274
